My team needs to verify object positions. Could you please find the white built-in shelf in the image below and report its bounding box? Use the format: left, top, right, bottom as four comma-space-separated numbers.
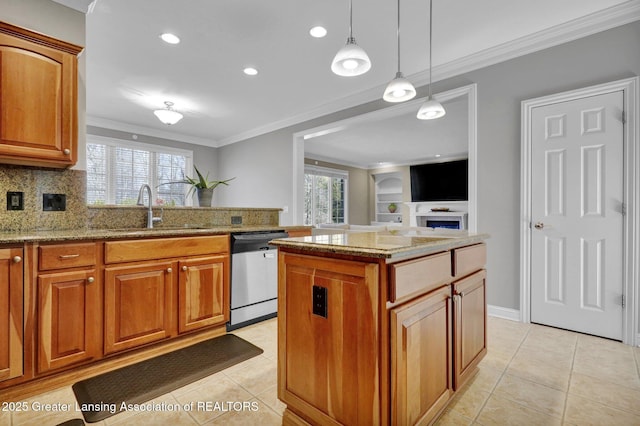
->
373, 171, 403, 223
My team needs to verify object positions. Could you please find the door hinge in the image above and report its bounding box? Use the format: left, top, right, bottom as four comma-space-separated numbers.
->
622, 202, 626, 216
622, 294, 625, 308
622, 111, 626, 124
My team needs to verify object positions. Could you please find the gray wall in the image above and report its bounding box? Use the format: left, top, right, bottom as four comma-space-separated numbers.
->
218, 21, 640, 311
0, 0, 87, 169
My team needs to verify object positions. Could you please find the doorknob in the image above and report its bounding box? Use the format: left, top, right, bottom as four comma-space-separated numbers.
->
534, 222, 545, 230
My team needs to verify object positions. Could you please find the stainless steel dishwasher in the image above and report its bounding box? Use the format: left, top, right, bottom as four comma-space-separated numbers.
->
227, 230, 289, 331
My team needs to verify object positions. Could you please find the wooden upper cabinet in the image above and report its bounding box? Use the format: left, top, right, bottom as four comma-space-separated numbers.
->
0, 22, 82, 168
0, 248, 23, 382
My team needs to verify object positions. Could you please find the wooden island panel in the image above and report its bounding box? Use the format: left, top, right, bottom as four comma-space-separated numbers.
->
279, 253, 380, 425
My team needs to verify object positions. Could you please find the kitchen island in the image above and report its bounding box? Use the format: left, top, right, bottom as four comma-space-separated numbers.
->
271, 228, 489, 426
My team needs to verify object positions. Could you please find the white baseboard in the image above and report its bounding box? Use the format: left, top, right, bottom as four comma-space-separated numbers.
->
488, 305, 521, 322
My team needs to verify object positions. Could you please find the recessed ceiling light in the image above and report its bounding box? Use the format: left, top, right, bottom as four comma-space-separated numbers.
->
435, 154, 441, 158
309, 26, 327, 38
160, 33, 180, 44
243, 67, 258, 76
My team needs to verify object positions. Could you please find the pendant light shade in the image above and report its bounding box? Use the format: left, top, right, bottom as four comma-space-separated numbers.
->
383, 0, 416, 102
417, 0, 445, 120
154, 101, 183, 125
417, 98, 446, 119
383, 72, 416, 102
332, 0, 371, 77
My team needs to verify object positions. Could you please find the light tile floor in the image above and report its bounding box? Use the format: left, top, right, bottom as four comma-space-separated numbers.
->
3, 317, 640, 425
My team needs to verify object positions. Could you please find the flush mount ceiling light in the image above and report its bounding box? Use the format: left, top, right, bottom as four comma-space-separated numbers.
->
243, 67, 259, 76
153, 101, 183, 125
383, 0, 416, 102
160, 33, 180, 44
417, 0, 446, 120
309, 26, 327, 38
331, 0, 371, 77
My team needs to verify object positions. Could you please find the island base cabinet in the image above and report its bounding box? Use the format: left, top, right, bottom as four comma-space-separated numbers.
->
37, 270, 101, 373
178, 255, 229, 333
104, 262, 175, 355
390, 285, 453, 426
453, 269, 487, 390
0, 248, 23, 382
278, 253, 380, 426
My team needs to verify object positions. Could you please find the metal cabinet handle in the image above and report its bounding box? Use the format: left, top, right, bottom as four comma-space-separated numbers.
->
534, 222, 545, 230
59, 254, 80, 259
182, 266, 188, 271
87, 277, 95, 283
63, 148, 71, 155
167, 267, 172, 273
13, 256, 21, 263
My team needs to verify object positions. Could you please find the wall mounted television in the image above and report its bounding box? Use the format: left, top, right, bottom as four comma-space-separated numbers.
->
410, 159, 468, 202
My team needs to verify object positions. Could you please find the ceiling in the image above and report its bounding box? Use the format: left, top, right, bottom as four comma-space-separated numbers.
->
62, 0, 637, 165
305, 96, 468, 169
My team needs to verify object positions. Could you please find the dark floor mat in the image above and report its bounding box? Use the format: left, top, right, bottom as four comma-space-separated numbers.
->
72, 334, 262, 423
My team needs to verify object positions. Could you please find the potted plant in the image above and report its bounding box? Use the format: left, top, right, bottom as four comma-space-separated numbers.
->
388, 203, 397, 213
164, 165, 235, 207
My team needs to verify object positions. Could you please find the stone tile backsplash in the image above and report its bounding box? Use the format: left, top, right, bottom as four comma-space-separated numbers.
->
0, 165, 88, 231
0, 165, 281, 231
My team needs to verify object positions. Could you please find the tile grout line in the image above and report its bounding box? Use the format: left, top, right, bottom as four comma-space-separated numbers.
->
559, 333, 578, 425
469, 323, 532, 425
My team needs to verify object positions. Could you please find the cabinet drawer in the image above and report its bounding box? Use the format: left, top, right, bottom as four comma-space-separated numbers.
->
390, 251, 452, 303
105, 235, 229, 264
452, 243, 486, 278
39, 242, 97, 270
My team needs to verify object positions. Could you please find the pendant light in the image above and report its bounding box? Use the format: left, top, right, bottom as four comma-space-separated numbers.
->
417, 0, 445, 120
154, 101, 183, 125
331, 0, 371, 77
383, 0, 416, 102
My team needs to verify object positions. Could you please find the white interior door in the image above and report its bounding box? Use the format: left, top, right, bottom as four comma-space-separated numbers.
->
530, 90, 624, 340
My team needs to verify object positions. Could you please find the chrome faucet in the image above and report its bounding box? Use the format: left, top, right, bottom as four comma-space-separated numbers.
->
136, 184, 162, 228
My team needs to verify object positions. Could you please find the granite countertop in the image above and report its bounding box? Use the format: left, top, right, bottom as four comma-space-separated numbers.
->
0, 225, 311, 244
270, 228, 489, 261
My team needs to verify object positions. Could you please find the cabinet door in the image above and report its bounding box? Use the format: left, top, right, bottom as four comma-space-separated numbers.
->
0, 249, 23, 382
104, 262, 175, 354
453, 269, 487, 390
178, 255, 229, 333
390, 285, 453, 426
0, 29, 79, 167
37, 270, 101, 373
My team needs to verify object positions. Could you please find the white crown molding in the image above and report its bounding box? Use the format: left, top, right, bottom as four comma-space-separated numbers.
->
411, 0, 640, 88
217, 1, 640, 147
86, 116, 218, 147
50, 0, 95, 13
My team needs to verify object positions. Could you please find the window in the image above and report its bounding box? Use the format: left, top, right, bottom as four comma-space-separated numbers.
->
86, 136, 193, 206
304, 165, 348, 225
